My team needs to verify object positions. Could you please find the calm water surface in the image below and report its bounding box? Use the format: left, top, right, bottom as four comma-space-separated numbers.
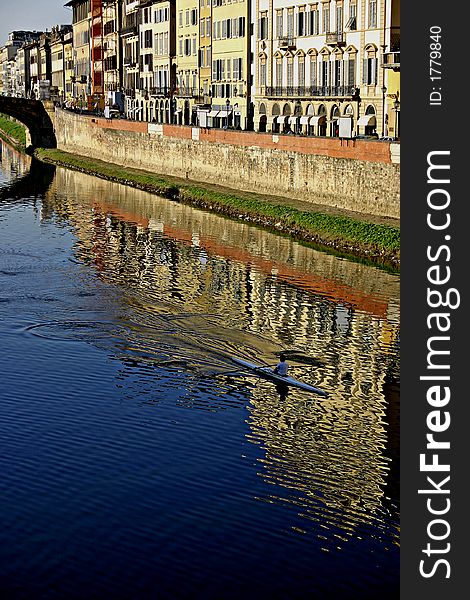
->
0, 142, 400, 599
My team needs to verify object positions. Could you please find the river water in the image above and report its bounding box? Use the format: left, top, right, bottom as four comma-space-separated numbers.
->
0, 142, 400, 599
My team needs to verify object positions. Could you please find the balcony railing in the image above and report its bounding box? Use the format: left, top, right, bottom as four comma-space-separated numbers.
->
264, 85, 357, 98
150, 86, 171, 97
278, 36, 296, 50
326, 32, 345, 46
382, 51, 400, 69
124, 88, 135, 98
121, 25, 138, 37
175, 87, 198, 97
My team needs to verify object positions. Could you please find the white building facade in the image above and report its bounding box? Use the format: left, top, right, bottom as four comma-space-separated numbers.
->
253, 0, 389, 137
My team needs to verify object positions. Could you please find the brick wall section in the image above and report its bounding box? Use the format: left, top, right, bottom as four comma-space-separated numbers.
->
55, 110, 400, 219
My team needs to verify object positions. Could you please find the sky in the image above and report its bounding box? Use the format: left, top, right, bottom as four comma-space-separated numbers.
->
0, 0, 71, 46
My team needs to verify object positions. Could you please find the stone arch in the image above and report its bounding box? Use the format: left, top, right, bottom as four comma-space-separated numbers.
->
0, 97, 56, 150
272, 103, 280, 116
165, 100, 170, 123
282, 103, 291, 116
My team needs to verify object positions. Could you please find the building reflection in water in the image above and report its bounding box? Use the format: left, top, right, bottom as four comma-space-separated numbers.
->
40, 166, 400, 548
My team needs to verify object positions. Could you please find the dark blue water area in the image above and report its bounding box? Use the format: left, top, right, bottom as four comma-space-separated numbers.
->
0, 156, 399, 599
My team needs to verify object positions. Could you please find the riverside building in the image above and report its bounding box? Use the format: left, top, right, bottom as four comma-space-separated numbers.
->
210, 0, 251, 130
175, 0, 200, 125
253, 0, 400, 137
134, 0, 175, 124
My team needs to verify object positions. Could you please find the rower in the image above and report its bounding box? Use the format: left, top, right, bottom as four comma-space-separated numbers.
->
273, 353, 289, 376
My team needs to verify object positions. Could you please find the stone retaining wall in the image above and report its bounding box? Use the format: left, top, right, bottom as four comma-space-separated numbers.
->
54, 109, 400, 219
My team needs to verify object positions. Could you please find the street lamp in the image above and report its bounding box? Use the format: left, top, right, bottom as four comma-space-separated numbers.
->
225, 97, 230, 129
381, 85, 387, 137
393, 96, 400, 139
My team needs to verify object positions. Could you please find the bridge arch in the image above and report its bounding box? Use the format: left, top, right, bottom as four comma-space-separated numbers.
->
0, 97, 56, 151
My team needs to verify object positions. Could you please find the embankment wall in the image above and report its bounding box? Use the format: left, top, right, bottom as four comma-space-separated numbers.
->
54, 109, 400, 219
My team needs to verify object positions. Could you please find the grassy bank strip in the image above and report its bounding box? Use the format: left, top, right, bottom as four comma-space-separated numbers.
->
0, 113, 26, 150
35, 147, 400, 268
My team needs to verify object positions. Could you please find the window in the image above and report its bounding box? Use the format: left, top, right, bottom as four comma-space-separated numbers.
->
363, 56, 378, 84
192, 37, 197, 56
287, 57, 294, 87
333, 59, 341, 86
144, 29, 152, 48
230, 58, 242, 81
276, 57, 283, 87
259, 57, 266, 87
179, 11, 183, 27
346, 2, 357, 30
308, 6, 319, 35
287, 9, 294, 38
346, 58, 355, 86
200, 18, 205, 37
369, 1, 377, 29
336, 6, 343, 33
298, 55, 305, 87
191, 9, 198, 26
322, 3, 330, 34
321, 60, 329, 86
298, 8, 305, 37
259, 12, 268, 40
276, 10, 283, 38
206, 18, 211, 37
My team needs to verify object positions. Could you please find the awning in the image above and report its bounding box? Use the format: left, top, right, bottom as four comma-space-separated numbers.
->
357, 115, 376, 126
309, 115, 326, 125
327, 117, 339, 123
299, 116, 310, 125
207, 109, 220, 117
288, 116, 299, 124
274, 115, 287, 123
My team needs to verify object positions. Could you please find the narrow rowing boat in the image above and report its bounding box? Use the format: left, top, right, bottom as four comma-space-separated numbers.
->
231, 357, 327, 396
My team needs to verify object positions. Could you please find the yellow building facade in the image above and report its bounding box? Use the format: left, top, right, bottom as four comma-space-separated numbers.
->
211, 0, 251, 129
175, 0, 200, 124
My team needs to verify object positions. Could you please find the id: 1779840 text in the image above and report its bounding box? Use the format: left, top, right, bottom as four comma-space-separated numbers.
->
429, 25, 443, 106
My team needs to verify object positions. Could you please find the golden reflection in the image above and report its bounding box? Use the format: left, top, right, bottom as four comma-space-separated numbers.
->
42, 166, 400, 543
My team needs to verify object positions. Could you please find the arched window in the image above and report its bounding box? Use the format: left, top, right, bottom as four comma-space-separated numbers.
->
345, 45, 358, 89
286, 54, 294, 89
275, 55, 283, 88
308, 50, 318, 90
297, 53, 305, 89
282, 103, 291, 116
259, 54, 267, 88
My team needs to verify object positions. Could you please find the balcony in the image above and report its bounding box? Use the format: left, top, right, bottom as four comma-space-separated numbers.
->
278, 37, 296, 50
124, 88, 135, 98
121, 25, 138, 37
264, 85, 357, 98
382, 51, 400, 69
326, 32, 345, 46
150, 86, 171, 97
175, 87, 198, 98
